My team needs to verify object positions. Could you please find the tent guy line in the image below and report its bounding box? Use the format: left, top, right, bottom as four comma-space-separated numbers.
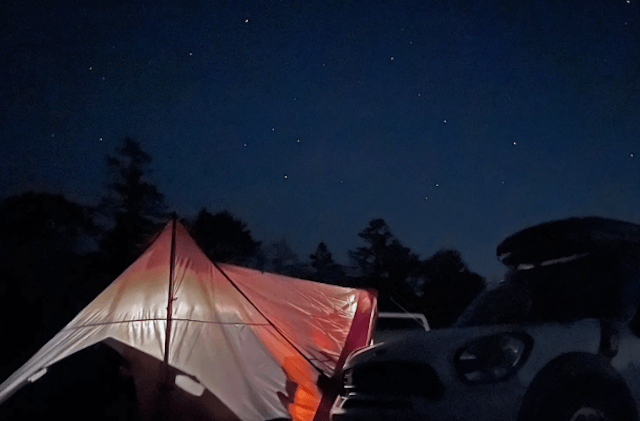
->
212, 259, 328, 376
58, 319, 274, 329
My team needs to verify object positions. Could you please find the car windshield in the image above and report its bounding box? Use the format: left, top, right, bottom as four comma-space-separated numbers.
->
456, 255, 629, 327
455, 281, 532, 327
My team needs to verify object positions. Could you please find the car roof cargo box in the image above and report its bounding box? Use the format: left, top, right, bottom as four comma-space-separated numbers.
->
497, 217, 640, 269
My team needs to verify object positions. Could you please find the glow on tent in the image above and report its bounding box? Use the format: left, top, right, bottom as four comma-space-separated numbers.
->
0, 219, 377, 421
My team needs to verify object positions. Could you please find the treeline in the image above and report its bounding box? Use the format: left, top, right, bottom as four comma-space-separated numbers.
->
0, 138, 485, 376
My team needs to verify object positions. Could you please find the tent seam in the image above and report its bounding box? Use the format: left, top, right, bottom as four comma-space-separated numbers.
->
60, 318, 272, 330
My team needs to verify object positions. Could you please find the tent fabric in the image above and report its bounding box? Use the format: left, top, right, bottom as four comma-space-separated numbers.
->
0, 220, 376, 421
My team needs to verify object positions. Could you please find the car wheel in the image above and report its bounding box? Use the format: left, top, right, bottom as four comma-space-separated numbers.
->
521, 379, 634, 421
517, 356, 637, 421
567, 406, 607, 421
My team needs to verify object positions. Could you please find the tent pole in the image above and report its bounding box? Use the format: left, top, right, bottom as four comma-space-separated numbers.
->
163, 213, 178, 388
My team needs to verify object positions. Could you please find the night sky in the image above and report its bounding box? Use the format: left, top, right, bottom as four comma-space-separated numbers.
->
2, 0, 639, 281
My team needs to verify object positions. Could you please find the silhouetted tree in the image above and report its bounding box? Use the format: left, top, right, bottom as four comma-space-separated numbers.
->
349, 219, 420, 310
310, 242, 345, 284
99, 138, 167, 274
0, 192, 97, 379
264, 239, 302, 276
189, 208, 261, 265
0, 191, 96, 254
419, 249, 486, 328
310, 242, 333, 269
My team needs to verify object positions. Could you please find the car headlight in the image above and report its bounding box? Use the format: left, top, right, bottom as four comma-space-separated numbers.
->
454, 332, 532, 384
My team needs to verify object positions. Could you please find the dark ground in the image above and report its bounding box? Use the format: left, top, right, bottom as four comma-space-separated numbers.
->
0, 344, 140, 421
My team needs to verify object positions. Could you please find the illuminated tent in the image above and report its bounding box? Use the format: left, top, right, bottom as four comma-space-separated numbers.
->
0, 219, 376, 421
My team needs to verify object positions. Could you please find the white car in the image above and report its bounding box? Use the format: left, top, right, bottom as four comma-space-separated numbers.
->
374, 312, 430, 344
331, 217, 640, 421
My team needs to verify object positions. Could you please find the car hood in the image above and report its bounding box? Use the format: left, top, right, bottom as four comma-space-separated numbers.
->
345, 324, 511, 369
343, 319, 602, 385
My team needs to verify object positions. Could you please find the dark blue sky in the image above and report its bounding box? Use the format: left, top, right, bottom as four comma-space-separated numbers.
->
2, 0, 639, 280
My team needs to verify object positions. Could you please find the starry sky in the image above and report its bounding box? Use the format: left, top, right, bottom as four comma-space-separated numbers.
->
2, 0, 639, 281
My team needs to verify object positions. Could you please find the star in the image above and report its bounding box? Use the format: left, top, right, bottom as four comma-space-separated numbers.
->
390, 57, 394, 61
99, 137, 103, 142
631, 153, 634, 157
245, 19, 249, 23
443, 120, 447, 123
284, 175, 288, 179
425, 196, 428, 200
244, 143, 247, 147
189, 52, 193, 56
513, 142, 517, 145
297, 139, 300, 143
